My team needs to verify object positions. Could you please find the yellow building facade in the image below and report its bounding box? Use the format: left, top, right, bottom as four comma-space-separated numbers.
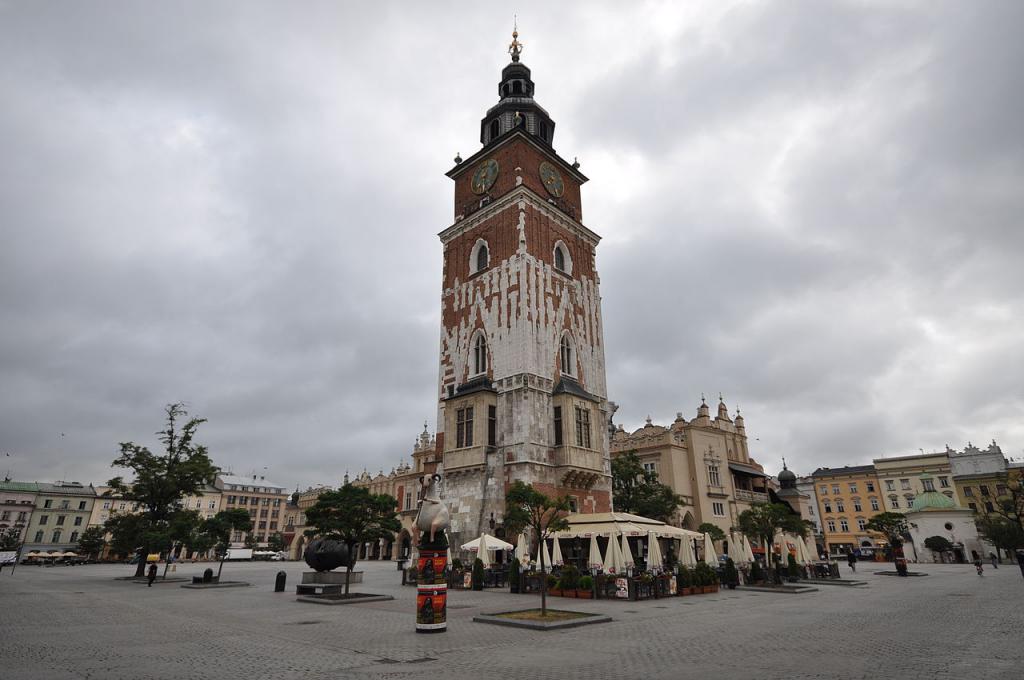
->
810, 465, 886, 556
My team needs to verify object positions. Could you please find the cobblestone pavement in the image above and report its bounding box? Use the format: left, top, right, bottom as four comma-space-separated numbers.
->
2, 559, 1022, 679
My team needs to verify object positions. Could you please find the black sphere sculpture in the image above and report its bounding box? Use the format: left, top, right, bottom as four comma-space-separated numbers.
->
303, 539, 352, 572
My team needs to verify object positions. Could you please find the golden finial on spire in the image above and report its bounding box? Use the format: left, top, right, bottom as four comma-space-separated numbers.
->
509, 16, 522, 62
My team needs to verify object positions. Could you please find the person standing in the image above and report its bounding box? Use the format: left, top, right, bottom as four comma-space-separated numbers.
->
847, 551, 857, 573
973, 556, 984, 576
988, 552, 999, 568
147, 562, 157, 587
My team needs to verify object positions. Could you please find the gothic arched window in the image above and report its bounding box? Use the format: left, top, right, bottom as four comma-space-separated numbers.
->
476, 243, 489, 272
470, 239, 489, 274
473, 332, 488, 376
554, 247, 565, 272
559, 334, 574, 377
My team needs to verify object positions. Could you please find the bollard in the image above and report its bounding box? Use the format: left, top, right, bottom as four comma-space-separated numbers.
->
203, 568, 214, 584
275, 570, 287, 592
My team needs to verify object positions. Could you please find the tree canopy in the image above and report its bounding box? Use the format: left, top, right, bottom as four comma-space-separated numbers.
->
923, 535, 953, 553
76, 526, 107, 558
734, 502, 810, 582
611, 451, 685, 522
203, 508, 253, 578
504, 481, 570, 616
698, 523, 727, 542
106, 403, 220, 575
304, 484, 400, 593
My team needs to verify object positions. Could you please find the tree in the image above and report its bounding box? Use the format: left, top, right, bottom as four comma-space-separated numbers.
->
303, 484, 400, 595
108, 403, 219, 576
203, 509, 253, 579
267, 532, 287, 553
0, 526, 22, 550
698, 523, 727, 543
864, 512, 909, 567
504, 481, 570, 617
976, 470, 1024, 558
76, 526, 107, 560
975, 514, 1024, 559
244, 532, 258, 549
923, 535, 953, 554
734, 503, 809, 585
612, 452, 685, 522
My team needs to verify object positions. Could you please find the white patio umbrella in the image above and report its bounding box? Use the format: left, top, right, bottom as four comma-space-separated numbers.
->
804, 535, 820, 562
702, 532, 719, 564
647, 531, 664, 572
775, 531, 789, 567
604, 532, 625, 574
588, 534, 605, 570
796, 534, 813, 565
621, 533, 635, 571
461, 533, 514, 566
550, 537, 564, 567
535, 537, 552, 572
515, 532, 530, 567
744, 535, 757, 564
681, 536, 698, 566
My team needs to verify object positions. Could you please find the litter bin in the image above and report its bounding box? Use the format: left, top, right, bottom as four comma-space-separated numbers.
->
894, 557, 908, 577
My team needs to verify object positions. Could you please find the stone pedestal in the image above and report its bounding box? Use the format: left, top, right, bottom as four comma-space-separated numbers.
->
301, 570, 363, 585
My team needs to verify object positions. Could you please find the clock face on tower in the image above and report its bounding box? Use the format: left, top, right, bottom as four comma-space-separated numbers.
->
471, 159, 499, 194
539, 161, 564, 198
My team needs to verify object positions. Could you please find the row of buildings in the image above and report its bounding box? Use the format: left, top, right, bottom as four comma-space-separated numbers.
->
0, 474, 296, 558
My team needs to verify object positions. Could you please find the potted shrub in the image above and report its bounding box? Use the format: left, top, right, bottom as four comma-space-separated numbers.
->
722, 557, 739, 590
707, 563, 720, 593
509, 558, 521, 593
678, 566, 692, 595
787, 553, 801, 582
472, 558, 485, 591
546, 573, 560, 596
559, 564, 580, 597
749, 559, 763, 585
577, 574, 594, 599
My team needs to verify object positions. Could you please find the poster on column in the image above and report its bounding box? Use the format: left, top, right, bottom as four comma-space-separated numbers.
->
418, 553, 446, 585
416, 587, 447, 629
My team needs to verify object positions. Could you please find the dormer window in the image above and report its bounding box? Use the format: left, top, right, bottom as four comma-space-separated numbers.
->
559, 334, 574, 377
472, 331, 488, 376
489, 119, 499, 140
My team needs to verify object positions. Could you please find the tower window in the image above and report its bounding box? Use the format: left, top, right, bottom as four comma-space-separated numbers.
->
456, 407, 474, 448
553, 406, 563, 446
472, 332, 488, 375
552, 241, 573, 275
471, 239, 490, 274
539, 120, 548, 141
502, 84, 509, 96
489, 119, 499, 140
559, 334, 574, 377
574, 406, 591, 448
513, 80, 522, 94
487, 405, 497, 447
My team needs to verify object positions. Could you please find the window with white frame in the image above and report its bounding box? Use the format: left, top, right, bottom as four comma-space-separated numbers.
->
712, 502, 725, 517
870, 498, 880, 511
836, 500, 845, 512
853, 499, 862, 512
900, 478, 911, 490
839, 518, 849, 532
471, 332, 488, 376
849, 483, 858, 493
832, 485, 840, 495
885, 480, 895, 491
552, 241, 572, 275
826, 519, 836, 532
643, 461, 657, 476
470, 239, 489, 274
559, 334, 575, 376
889, 496, 899, 509
866, 482, 875, 492
820, 485, 828, 495
856, 518, 866, 531
823, 501, 832, 513
708, 464, 721, 486
939, 476, 950, 488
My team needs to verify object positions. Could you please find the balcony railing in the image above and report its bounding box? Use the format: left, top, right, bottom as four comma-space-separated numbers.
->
735, 489, 769, 504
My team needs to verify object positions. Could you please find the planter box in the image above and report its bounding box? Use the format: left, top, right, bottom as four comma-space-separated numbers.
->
575, 589, 593, 599
549, 588, 563, 597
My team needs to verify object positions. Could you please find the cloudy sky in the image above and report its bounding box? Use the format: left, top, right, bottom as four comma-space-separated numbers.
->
2, 1, 1022, 491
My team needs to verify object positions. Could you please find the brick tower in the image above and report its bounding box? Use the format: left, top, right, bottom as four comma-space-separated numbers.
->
436, 30, 612, 547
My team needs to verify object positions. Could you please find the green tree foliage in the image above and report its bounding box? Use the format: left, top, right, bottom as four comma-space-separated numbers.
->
76, 526, 107, 559
698, 523, 727, 542
267, 532, 287, 553
734, 503, 810, 584
923, 535, 953, 553
203, 508, 253, 578
303, 484, 400, 594
611, 451, 685, 522
864, 512, 910, 566
504, 481, 570, 616
107, 403, 219, 575
975, 514, 1024, 557
0, 526, 22, 550
722, 557, 739, 587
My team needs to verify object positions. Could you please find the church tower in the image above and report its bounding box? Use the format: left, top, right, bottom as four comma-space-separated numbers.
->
436, 30, 612, 546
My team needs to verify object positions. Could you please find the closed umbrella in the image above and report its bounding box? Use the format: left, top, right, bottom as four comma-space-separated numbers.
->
647, 531, 664, 572
776, 531, 789, 567
681, 536, 698, 567
794, 534, 812, 565
588, 534, 604, 570
804, 535, 819, 562
744, 535, 756, 564
604, 533, 625, 574
702, 532, 719, 564
515, 532, 530, 566
478, 533, 493, 567
550, 537, 564, 567
621, 533, 635, 571
535, 537, 552, 572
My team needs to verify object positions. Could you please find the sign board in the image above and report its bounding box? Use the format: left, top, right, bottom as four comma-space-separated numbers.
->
0, 551, 17, 565
615, 577, 629, 599
225, 548, 253, 560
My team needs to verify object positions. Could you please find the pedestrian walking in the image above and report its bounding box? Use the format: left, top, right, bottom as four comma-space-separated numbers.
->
847, 551, 857, 573
973, 556, 984, 576
147, 562, 157, 587
988, 552, 998, 568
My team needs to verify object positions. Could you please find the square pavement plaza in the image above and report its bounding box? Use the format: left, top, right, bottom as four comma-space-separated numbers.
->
2, 560, 1022, 680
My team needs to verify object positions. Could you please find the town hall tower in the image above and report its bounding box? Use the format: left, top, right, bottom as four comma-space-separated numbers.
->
436, 30, 612, 546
